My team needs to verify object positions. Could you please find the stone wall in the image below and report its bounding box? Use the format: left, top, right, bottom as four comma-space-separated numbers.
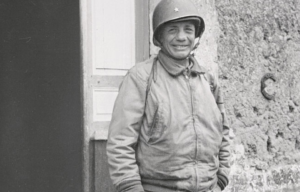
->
215, 0, 300, 191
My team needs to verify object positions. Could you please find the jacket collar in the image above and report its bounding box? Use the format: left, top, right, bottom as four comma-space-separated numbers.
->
158, 51, 206, 76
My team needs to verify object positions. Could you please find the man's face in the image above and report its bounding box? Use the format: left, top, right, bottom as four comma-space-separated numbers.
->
159, 21, 196, 60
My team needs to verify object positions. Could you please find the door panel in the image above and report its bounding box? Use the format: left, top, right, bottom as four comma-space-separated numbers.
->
92, 0, 135, 74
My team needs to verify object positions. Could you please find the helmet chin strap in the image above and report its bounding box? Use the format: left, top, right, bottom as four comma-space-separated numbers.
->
190, 37, 200, 57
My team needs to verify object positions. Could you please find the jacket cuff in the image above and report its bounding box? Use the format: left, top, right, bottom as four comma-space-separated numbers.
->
117, 179, 144, 192
217, 174, 229, 190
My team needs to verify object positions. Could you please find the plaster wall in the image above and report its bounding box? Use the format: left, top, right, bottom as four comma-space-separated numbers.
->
216, 0, 300, 191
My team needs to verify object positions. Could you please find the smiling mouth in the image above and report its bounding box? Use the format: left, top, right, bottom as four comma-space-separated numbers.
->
173, 45, 189, 50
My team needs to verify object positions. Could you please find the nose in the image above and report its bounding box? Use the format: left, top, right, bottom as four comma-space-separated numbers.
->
176, 29, 187, 41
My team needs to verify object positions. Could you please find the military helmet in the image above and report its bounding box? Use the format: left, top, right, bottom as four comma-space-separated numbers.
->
152, 0, 205, 46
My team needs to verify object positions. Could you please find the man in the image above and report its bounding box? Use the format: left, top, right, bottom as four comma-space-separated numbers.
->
107, 0, 231, 191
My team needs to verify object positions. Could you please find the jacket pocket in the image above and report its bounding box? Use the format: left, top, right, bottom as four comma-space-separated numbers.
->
144, 95, 164, 144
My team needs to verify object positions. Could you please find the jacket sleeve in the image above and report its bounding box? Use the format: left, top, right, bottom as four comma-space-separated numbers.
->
106, 67, 147, 192
212, 76, 231, 191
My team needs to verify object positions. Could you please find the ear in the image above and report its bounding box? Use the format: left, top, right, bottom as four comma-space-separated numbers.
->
153, 36, 163, 48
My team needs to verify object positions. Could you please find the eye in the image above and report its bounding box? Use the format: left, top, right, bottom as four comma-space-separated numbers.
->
185, 26, 195, 33
167, 27, 177, 33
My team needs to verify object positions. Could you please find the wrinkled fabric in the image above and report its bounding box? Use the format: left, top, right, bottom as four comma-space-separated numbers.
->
107, 51, 231, 192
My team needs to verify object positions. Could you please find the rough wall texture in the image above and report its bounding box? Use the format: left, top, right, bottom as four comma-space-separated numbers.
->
215, 0, 300, 191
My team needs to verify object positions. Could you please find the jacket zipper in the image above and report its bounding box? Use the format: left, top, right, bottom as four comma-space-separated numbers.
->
185, 74, 198, 192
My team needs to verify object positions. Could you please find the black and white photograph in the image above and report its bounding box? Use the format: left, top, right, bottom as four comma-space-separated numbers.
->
1, 0, 300, 191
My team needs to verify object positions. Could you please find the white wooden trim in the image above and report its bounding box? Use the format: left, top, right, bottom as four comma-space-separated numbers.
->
79, 0, 92, 191
92, 87, 119, 122
94, 69, 128, 76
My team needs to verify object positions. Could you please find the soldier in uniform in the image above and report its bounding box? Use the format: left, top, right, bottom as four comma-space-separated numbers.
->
107, 0, 231, 191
